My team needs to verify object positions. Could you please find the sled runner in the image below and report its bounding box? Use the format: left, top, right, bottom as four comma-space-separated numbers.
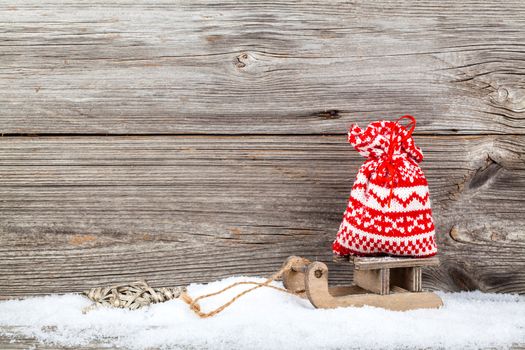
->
282, 255, 443, 311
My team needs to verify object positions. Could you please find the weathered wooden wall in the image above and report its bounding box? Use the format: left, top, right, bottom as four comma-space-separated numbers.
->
1, 0, 524, 297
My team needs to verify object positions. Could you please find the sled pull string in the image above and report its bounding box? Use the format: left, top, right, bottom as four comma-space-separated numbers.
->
378, 115, 417, 207
180, 257, 309, 318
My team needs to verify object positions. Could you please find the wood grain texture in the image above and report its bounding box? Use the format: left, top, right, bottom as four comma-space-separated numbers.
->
351, 256, 440, 270
0, 135, 523, 296
1, 332, 523, 350
0, 1, 524, 348
0, 331, 122, 349
0, 1, 524, 134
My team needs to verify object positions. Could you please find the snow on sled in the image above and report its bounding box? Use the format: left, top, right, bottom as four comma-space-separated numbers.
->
282, 255, 443, 311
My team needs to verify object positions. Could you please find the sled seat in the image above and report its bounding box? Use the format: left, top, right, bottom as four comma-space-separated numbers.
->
334, 255, 440, 295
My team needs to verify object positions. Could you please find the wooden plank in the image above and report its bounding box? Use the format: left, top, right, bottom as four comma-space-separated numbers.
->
391, 267, 423, 292
0, 1, 524, 134
0, 134, 523, 296
0, 331, 120, 349
1, 331, 523, 350
351, 256, 440, 270
354, 268, 390, 295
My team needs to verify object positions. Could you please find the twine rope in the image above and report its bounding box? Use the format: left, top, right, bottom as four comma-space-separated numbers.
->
180, 257, 308, 318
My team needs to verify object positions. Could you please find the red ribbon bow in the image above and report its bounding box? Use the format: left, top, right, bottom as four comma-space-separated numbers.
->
375, 115, 417, 207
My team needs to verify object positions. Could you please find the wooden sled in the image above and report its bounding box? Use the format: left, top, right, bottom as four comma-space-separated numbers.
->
282, 255, 443, 311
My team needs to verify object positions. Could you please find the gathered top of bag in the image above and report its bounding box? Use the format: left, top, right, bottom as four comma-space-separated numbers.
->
348, 115, 423, 163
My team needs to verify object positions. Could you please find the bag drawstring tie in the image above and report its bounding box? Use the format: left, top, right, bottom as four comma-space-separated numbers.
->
375, 115, 416, 207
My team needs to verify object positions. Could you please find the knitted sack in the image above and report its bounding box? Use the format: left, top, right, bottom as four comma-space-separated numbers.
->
332, 116, 437, 257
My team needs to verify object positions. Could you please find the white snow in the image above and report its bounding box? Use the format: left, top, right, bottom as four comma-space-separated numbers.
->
1, 276, 524, 349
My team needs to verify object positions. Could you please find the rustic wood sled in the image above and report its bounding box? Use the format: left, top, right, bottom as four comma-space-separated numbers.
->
282, 255, 443, 311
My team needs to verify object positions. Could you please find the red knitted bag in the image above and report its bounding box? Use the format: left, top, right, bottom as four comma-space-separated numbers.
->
332, 116, 437, 257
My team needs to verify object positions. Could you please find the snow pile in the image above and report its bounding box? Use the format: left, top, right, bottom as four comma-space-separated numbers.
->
1, 276, 524, 349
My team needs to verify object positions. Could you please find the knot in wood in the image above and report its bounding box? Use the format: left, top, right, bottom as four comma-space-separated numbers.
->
235, 52, 249, 68
316, 109, 341, 120
490, 86, 525, 112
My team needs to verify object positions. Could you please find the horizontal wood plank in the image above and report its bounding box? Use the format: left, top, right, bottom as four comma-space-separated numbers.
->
0, 331, 119, 349
0, 331, 524, 350
0, 135, 523, 296
0, 1, 524, 134
351, 256, 440, 270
